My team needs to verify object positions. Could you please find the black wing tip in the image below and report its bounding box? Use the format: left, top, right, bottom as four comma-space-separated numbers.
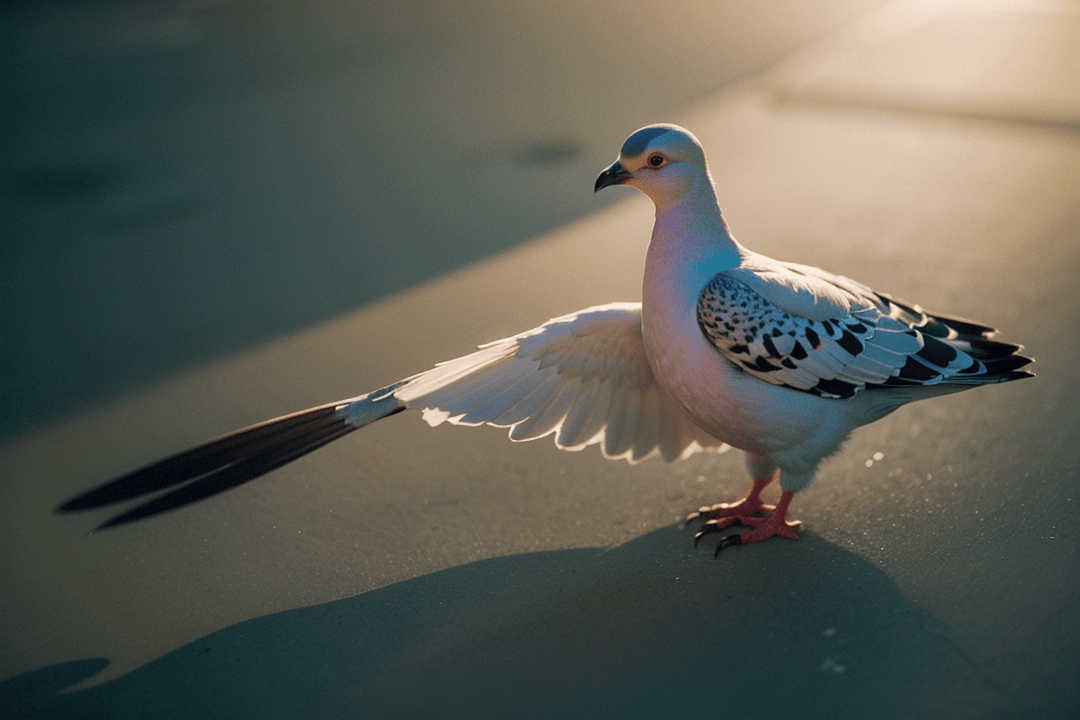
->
58, 399, 368, 508
987, 353, 1035, 376
59, 387, 408, 530
56, 468, 152, 514
91, 515, 134, 533
56, 484, 124, 514
57, 402, 368, 527
87, 486, 203, 531
55, 456, 207, 515
57, 497, 91, 514
979, 368, 1035, 385
85, 505, 164, 532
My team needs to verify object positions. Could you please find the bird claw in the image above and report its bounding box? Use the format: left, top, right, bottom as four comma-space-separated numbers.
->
714, 534, 744, 556
686, 482, 799, 555
688, 497, 800, 555
692, 514, 761, 555
693, 516, 735, 547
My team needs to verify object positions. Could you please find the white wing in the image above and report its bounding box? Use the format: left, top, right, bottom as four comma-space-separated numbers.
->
395, 303, 727, 463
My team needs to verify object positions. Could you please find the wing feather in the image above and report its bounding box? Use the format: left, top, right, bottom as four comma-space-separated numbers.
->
457, 371, 549, 425
698, 271, 1032, 399
509, 378, 581, 441
490, 373, 564, 427
556, 382, 604, 449
631, 386, 663, 462
603, 387, 639, 459
396, 303, 728, 463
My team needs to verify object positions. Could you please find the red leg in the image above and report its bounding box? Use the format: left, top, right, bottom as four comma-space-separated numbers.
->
684, 476, 775, 526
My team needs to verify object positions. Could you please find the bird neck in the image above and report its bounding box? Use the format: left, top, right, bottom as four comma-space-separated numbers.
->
646, 175, 743, 288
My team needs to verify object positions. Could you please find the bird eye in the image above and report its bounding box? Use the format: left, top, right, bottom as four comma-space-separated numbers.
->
647, 153, 665, 167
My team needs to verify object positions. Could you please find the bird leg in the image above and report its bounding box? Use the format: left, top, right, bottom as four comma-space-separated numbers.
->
685, 476, 775, 524
687, 477, 801, 555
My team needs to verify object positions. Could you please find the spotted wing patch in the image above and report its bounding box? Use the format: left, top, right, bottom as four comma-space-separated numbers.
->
696, 273, 1015, 398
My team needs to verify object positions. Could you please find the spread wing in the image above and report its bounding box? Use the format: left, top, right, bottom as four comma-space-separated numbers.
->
697, 269, 1033, 399
62, 303, 726, 530
397, 303, 726, 462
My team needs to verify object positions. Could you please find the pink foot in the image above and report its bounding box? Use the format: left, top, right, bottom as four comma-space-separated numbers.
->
735, 505, 801, 543
684, 477, 774, 526
689, 484, 801, 556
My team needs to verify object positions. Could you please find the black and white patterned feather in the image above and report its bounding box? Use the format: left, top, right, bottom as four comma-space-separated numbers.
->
697, 271, 1032, 399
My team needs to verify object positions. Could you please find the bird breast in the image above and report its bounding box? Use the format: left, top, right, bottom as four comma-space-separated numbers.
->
640, 236, 770, 454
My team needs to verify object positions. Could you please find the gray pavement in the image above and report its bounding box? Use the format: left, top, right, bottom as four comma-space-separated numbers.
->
2, 1, 1079, 718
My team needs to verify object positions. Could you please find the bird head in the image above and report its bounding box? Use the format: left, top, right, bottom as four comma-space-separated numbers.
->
594, 124, 710, 206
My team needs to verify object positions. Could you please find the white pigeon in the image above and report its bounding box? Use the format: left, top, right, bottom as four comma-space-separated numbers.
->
61, 125, 1033, 552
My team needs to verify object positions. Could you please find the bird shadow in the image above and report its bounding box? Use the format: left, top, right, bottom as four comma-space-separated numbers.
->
0, 527, 997, 720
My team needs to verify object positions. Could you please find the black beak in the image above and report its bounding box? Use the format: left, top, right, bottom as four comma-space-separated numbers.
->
594, 160, 631, 192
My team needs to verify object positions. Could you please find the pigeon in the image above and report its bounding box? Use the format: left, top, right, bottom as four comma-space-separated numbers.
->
60, 124, 1033, 553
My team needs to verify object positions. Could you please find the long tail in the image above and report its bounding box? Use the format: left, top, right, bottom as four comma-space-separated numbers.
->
57, 384, 405, 531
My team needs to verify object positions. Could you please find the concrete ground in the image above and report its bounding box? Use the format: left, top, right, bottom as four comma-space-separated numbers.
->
1, 0, 1078, 718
